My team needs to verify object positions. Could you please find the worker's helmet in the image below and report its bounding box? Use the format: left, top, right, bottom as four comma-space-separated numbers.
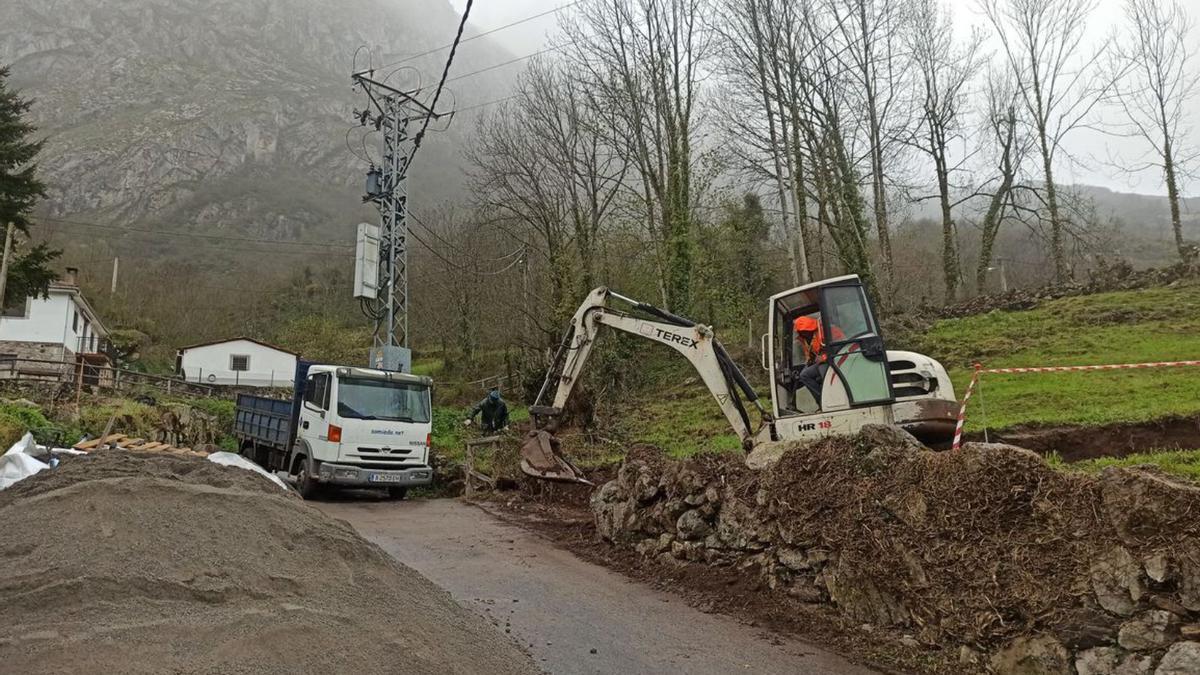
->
793, 316, 820, 334
488, 388, 501, 401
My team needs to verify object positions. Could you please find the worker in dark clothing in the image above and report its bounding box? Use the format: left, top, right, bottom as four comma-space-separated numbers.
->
464, 388, 510, 432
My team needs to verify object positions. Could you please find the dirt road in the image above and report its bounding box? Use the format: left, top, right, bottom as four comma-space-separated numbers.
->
319, 498, 875, 675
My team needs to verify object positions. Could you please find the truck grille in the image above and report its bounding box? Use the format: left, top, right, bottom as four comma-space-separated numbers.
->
338, 461, 428, 471
356, 446, 413, 456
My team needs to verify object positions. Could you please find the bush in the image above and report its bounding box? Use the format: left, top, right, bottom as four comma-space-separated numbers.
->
0, 401, 56, 448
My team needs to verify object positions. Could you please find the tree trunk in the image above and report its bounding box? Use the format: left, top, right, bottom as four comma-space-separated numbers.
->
1163, 135, 1187, 262
1037, 129, 1067, 284
935, 147, 958, 303
858, 0, 893, 294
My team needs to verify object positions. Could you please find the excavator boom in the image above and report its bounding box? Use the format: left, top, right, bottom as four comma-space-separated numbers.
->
522, 288, 768, 483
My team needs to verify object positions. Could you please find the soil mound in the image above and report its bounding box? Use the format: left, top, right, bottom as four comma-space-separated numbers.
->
593, 427, 1200, 666
0, 452, 538, 675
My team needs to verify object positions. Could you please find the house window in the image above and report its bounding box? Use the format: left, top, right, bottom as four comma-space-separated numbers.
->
73, 310, 79, 332
230, 354, 250, 372
1, 297, 29, 318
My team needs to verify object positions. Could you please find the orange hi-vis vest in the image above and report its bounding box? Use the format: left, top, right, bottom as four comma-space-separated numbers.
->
793, 316, 845, 363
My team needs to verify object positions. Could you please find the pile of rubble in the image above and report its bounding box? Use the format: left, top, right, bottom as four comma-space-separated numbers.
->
591, 427, 1200, 674
938, 259, 1200, 320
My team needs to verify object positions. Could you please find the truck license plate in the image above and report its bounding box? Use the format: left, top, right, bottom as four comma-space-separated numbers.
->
368, 472, 404, 484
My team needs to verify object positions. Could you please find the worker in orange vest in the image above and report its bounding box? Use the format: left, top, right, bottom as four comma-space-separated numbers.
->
793, 315, 843, 405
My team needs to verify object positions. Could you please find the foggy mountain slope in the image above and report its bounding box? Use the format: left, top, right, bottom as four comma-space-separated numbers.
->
0, 0, 511, 256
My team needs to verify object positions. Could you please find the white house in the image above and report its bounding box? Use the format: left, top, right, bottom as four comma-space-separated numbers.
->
0, 267, 113, 371
176, 337, 297, 387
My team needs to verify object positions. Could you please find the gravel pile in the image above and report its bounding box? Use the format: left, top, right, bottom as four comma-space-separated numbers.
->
0, 451, 538, 675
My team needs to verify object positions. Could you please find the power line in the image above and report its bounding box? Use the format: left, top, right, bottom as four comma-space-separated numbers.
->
407, 0, 475, 169
371, 1, 580, 72
444, 42, 572, 86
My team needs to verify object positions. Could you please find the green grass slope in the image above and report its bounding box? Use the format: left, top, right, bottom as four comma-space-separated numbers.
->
920, 281, 1200, 431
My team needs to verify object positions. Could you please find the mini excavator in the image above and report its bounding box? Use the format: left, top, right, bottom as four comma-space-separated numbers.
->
521, 275, 959, 483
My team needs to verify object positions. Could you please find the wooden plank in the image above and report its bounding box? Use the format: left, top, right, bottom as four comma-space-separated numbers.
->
75, 433, 128, 450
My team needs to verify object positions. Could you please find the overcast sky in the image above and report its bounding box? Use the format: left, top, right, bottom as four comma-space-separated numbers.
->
446, 0, 1199, 197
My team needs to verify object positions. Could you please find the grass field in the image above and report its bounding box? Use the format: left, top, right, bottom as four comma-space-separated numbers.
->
921, 281, 1200, 431
1048, 449, 1200, 482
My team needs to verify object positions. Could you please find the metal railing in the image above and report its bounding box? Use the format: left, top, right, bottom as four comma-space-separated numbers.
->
0, 357, 219, 398
77, 336, 118, 362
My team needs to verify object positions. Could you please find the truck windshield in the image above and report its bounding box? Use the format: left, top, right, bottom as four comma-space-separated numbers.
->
337, 378, 431, 423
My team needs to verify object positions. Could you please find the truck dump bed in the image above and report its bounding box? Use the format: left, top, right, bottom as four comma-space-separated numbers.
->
234, 394, 294, 451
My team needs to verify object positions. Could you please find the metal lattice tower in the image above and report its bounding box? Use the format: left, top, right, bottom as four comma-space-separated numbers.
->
351, 72, 440, 372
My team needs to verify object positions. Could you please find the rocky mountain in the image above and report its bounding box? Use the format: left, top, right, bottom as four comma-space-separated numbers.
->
0, 0, 512, 263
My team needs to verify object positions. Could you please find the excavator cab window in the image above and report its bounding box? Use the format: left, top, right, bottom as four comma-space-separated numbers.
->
819, 283, 893, 407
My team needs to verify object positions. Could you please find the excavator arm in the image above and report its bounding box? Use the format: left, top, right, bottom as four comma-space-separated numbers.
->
521, 288, 770, 483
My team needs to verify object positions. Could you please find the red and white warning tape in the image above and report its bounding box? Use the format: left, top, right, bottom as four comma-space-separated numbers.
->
951, 360, 1200, 450
950, 365, 982, 451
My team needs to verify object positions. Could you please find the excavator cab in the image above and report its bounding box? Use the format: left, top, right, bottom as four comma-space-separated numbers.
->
765, 276, 897, 440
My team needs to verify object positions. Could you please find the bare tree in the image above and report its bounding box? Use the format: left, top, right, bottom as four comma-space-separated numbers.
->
466, 59, 627, 322
827, 0, 912, 295
906, 0, 981, 302
563, 0, 712, 313
981, 0, 1110, 284
1110, 0, 1198, 262
975, 69, 1034, 291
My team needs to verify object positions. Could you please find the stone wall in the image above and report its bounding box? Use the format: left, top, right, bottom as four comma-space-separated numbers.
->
0, 341, 71, 363
591, 427, 1200, 674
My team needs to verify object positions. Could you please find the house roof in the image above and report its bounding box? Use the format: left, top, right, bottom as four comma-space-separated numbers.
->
177, 337, 299, 356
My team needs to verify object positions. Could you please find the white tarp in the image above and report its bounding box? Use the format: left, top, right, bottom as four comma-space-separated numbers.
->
0, 433, 50, 491
206, 452, 289, 491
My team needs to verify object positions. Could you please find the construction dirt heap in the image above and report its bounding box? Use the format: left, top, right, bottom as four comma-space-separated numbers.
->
592, 426, 1200, 674
0, 452, 538, 675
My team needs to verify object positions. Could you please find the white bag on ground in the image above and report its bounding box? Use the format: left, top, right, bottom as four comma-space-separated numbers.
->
207, 451, 289, 491
0, 433, 50, 491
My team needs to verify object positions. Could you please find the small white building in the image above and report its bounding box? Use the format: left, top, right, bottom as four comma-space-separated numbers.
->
176, 337, 298, 387
0, 267, 113, 372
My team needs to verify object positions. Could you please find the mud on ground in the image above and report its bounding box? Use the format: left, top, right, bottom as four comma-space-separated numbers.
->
0, 451, 538, 675
973, 414, 1200, 461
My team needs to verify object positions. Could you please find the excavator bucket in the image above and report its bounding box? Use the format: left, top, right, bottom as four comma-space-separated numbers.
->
519, 429, 592, 485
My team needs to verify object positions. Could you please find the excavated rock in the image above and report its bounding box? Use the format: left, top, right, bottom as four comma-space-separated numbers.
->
1155, 642, 1200, 675
990, 635, 1072, 675
1092, 547, 1149, 617
1117, 611, 1181, 651
1074, 647, 1154, 675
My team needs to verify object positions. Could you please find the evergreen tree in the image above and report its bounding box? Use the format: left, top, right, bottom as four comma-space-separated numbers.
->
0, 65, 59, 308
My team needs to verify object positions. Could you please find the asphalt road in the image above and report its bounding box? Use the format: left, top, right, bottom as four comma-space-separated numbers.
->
318, 498, 875, 675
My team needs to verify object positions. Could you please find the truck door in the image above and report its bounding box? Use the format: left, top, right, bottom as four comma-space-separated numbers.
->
299, 371, 332, 447
819, 282, 893, 407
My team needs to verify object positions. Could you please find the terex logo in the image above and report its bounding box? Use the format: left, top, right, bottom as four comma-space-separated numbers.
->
652, 327, 699, 349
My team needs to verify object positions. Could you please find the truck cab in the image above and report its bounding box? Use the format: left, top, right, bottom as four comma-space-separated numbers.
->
290, 363, 433, 497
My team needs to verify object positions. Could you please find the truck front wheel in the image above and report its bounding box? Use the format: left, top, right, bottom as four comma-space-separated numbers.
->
294, 458, 321, 500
